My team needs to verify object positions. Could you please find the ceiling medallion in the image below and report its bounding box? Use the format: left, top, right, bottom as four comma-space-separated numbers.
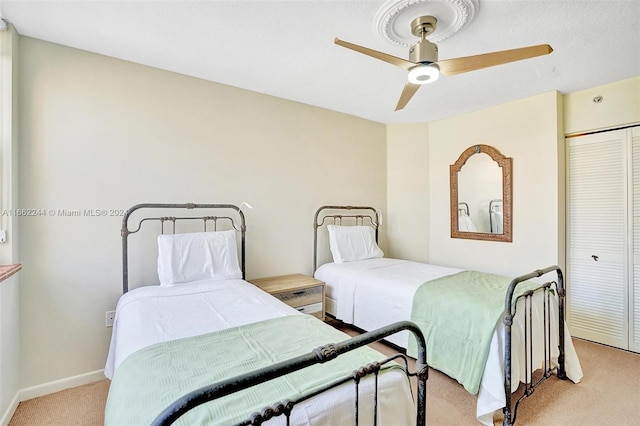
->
374, 0, 480, 47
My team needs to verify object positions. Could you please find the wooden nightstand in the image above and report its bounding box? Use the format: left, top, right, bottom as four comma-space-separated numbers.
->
250, 274, 325, 320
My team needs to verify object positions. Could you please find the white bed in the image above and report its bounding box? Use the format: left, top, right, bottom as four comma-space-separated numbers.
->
105, 278, 417, 425
312, 206, 583, 425
105, 278, 300, 378
104, 203, 422, 426
315, 258, 583, 425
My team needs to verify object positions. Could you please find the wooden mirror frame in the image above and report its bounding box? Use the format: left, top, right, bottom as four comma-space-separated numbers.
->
450, 144, 512, 242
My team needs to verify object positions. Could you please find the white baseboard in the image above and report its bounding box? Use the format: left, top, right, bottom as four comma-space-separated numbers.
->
19, 369, 105, 402
0, 392, 20, 426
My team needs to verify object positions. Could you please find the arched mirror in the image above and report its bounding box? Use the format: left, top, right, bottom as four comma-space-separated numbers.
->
450, 144, 512, 242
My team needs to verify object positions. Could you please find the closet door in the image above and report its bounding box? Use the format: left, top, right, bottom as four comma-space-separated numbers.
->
631, 127, 640, 352
567, 130, 628, 349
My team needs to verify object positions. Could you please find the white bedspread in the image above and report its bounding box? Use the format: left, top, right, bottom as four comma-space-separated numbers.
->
105, 278, 417, 426
105, 279, 297, 378
317, 258, 462, 347
315, 259, 583, 425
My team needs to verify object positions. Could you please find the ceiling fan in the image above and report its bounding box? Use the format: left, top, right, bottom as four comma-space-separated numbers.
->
335, 15, 553, 111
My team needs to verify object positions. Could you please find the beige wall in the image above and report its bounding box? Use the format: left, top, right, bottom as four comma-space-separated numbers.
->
429, 92, 564, 276
18, 37, 386, 389
387, 76, 640, 277
386, 123, 430, 262
387, 92, 564, 277
15, 29, 640, 398
564, 76, 640, 134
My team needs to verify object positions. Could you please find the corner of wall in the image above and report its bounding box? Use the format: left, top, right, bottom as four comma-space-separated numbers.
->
0, 392, 19, 426
385, 122, 431, 262
555, 91, 566, 271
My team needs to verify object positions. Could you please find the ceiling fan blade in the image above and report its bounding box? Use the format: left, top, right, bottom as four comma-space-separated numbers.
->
436, 44, 553, 76
335, 38, 417, 71
395, 82, 422, 111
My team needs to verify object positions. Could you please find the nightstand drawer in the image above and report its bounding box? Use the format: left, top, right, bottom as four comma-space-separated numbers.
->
250, 274, 325, 321
295, 302, 323, 317
276, 285, 322, 308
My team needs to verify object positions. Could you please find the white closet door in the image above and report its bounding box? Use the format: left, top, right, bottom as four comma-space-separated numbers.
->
567, 130, 628, 349
632, 127, 640, 352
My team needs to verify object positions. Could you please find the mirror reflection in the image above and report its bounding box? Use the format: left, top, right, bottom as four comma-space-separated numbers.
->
450, 144, 512, 242
457, 153, 502, 233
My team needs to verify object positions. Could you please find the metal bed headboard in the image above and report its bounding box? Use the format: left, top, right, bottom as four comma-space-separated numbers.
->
458, 202, 470, 216
313, 205, 380, 273
489, 199, 503, 233
121, 203, 246, 293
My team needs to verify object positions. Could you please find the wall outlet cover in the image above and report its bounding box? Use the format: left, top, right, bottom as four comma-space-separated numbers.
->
105, 310, 116, 327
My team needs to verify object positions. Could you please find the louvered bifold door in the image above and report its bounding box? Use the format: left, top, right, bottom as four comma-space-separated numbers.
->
567, 130, 628, 349
631, 127, 640, 352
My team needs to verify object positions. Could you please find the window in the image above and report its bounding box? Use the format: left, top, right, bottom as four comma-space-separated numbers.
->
0, 22, 18, 263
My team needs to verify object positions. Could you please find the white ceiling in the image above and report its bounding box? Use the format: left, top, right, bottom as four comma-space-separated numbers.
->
1, 0, 639, 124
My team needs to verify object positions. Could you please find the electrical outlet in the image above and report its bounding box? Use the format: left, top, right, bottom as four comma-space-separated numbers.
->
105, 310, 116, 327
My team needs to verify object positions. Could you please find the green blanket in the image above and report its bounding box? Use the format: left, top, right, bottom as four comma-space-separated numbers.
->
105, 315, 396, 426
406, 271, 539, 394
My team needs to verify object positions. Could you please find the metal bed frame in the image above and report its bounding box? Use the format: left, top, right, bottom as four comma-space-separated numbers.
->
313, 205, 568, 426
489, 199, 503, 233
458, 201, 470, 216
153, 320, 429, 426
312, 205, 380, 273
121, 202, 246, 293
115, 203, 429, 426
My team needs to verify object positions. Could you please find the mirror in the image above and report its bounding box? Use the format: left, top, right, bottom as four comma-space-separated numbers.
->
450, 144, 512, 242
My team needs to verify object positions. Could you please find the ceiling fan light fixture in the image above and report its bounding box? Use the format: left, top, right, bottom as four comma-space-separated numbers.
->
408, 63, 440, 85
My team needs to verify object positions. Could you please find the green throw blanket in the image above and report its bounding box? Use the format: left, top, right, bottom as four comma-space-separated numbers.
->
105, 315, 397, 426
407, 271, 539, 394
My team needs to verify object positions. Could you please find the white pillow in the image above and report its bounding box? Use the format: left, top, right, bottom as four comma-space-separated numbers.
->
157, 230, 242, 286
327, 225, 384, 263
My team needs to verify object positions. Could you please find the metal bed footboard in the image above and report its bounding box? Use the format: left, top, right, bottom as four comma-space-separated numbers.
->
152, 321, 428, 426
458, 202, 470, 216
503, 265, 567, 426
121, 202, 246, 293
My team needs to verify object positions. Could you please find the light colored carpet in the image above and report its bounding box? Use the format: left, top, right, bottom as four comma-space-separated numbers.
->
9, 379, 109, 426
9, 326, 640, 426
371, 336, 640, 426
